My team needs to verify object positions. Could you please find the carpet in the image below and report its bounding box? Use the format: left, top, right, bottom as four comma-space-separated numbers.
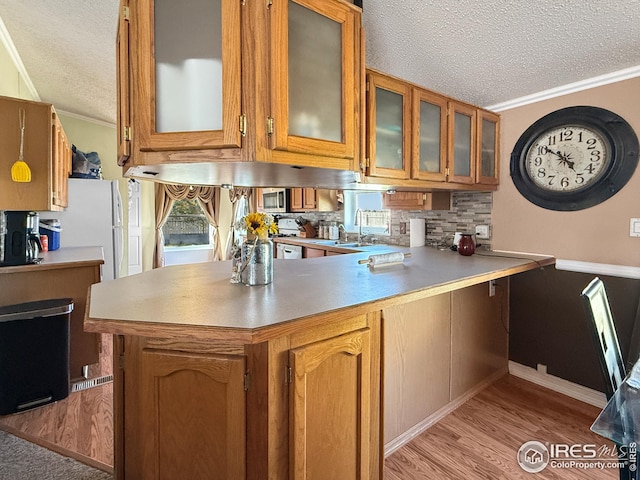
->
0, 430, 112, 480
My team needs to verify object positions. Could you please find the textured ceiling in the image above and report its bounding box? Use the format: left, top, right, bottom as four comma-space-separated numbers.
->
1, 1, 640, 125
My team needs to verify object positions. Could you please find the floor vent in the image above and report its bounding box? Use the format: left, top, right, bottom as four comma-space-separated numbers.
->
71, 374, 113, 393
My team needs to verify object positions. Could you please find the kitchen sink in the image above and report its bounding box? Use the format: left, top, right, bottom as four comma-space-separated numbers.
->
309, 240, 373, 248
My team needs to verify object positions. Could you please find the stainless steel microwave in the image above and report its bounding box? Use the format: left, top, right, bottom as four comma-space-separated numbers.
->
261, 188, 289, 213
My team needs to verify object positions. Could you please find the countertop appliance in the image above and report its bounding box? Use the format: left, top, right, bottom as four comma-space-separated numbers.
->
39, 178, 123, 281
0, 211, 41, 266
261, 188, 289, 213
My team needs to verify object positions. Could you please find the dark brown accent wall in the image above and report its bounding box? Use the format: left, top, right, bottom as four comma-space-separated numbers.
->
509, 267, 640, 392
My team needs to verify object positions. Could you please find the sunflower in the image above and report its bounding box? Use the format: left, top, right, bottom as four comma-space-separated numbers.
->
243, 212, 278, 241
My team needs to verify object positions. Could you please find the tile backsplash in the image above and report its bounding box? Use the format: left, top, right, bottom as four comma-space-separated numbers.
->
284, 191, 493, 249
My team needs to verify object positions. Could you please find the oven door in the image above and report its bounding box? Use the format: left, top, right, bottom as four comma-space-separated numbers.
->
262, 189, 288, 213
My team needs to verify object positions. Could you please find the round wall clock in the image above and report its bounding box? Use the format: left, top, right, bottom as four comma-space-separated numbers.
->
510, 106, 639, 211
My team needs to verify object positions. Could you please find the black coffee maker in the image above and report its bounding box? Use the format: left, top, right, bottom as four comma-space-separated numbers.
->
0, 211, 42, 266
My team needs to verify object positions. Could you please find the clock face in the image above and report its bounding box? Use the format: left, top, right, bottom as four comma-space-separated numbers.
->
524, 125, 610, 193
510, 106, 639, 211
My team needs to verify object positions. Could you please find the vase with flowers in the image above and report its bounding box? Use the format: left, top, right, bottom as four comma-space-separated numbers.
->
233, 212, 278, 285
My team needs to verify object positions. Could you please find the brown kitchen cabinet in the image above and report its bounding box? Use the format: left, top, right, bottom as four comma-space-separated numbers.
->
113, 311, 381, 480
290, 188, 337, 212
303, 246, 326, 258
117, 0, 363, 184
383, 280, 508, 447
382, 191, 450, 210
289, 328, 372, 479
0, 95, 71, 211
364, 69, 499, 192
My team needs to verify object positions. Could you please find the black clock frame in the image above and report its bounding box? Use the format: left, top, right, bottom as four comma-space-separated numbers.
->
510, 106, 639, 211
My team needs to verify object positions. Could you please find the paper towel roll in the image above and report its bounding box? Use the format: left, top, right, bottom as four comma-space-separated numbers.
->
409, 218, 425, 247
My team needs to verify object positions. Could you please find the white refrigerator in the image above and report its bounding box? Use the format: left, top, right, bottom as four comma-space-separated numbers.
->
39, 178, 124, 281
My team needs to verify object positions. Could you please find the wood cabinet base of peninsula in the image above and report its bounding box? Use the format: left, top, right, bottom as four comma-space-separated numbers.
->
114, 311, 381, 480
383, 279, 509, 453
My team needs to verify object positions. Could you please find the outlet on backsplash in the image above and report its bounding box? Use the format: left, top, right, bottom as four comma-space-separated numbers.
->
400, 222, 406, 234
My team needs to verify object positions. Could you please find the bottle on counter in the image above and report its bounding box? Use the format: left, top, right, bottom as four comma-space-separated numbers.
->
329, 222, 339, 240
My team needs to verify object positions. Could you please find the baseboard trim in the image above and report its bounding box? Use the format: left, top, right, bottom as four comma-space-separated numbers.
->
0, 423, 113, 474
383, 367, 508, 457
508, 361, 607, 408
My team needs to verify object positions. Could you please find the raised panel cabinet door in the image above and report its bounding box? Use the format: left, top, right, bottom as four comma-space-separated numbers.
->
302, 188, 316, 209
411, 88, 447, 182
140, 349, 246, 480
366, 71, 411, 179
270, 0, 360, 167
476, 110, 500, 185
447, 102, 477, 184
289, 329, 371, 480
134, 0, 242, 151
290, 187, 304, 211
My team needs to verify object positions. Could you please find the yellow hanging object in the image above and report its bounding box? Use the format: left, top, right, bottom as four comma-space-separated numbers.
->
11, 108, 32, 183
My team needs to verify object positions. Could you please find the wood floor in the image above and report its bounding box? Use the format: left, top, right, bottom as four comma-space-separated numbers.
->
0, 334, 114, 472
384, 374, 618, 480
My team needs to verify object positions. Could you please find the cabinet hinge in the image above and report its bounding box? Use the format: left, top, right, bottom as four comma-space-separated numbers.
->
364, 157, 370, 168
267, 117, 274, 136
365, 80, 370, 92
422, 193, 427, 201
118, 353, 125, 369
244, 372, 251, 391
123, 126, 132, 142
122, 5, 130, 21
285, 365, 292, 385
239, 114, 247, 136
445, 167, 450, 177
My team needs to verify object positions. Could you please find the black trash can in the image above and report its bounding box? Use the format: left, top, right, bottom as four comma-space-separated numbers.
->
0, 298, 73, 415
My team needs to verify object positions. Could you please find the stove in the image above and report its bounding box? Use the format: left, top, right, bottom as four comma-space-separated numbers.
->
273, 218, 300, 237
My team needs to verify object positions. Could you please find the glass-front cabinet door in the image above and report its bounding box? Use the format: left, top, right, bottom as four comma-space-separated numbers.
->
411, 88, 447, 182
135, 0, 242, 151
270, 0, 360, 167
476, 110, 500, 185
447, 101, 477, 184
366, 71, 411, 179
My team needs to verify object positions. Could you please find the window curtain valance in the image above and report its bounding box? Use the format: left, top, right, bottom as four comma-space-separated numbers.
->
154, 184, 222, 268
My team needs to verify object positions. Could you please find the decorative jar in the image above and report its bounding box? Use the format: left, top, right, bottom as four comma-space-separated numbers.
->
240, 237, 273, 285
457, 234, 476, 256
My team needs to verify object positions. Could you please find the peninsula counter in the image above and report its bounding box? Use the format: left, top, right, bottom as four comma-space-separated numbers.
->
84, 247, 553, 480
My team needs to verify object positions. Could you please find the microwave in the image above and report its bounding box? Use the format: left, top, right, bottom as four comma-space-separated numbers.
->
261, 188, 289, 213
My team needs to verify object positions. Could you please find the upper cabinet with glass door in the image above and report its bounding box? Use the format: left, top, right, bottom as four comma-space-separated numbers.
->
366, 70, 411, 179
364, 68, 499, 191
118, 0, 362, 180
270, 0, 362, 170
475, 109, 500, 185
129, 0, 242, 154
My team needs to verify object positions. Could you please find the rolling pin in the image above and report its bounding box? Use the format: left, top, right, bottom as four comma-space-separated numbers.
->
358, 252, 411, 266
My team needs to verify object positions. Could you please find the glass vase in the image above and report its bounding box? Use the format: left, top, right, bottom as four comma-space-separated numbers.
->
240, 237, 273, 285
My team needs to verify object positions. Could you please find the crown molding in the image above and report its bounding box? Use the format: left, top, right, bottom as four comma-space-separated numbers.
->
486, 65, 640, 112
0, 15, 40, 101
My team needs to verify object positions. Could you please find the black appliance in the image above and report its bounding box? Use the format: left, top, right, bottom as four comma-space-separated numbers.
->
1, 211, 41, 266
0, 298, 73, 415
